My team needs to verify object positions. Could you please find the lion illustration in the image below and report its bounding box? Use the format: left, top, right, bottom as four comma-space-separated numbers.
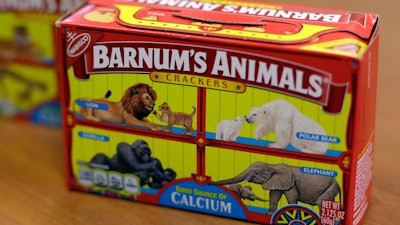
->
73, 83, 160, 130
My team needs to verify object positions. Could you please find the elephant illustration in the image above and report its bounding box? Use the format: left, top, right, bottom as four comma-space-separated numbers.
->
224, 183, 268, 202
211, 162, 341, 214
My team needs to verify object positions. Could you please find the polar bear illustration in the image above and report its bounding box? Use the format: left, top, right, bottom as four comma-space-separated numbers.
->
216, 116, 247, 141
246, 99, 328, 155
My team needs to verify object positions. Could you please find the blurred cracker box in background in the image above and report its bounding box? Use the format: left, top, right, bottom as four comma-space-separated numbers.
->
0, 0, 84, 126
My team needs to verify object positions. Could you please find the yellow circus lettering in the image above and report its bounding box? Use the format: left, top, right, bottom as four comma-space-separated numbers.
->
150, 72, 245, 93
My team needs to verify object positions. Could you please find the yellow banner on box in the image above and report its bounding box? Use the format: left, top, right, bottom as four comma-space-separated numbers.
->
150, 72, 246, 93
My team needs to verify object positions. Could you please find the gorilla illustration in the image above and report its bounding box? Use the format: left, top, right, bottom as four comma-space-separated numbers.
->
89, 139, 176, 189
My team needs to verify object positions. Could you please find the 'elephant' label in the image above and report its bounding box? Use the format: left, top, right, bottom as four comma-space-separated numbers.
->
300, 167, 338, 177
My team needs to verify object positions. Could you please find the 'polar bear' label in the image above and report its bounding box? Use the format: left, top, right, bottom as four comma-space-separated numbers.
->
296, 132, 341, 144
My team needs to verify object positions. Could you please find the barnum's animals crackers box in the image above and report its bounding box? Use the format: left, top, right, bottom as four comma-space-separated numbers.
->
57, 0, 379, 224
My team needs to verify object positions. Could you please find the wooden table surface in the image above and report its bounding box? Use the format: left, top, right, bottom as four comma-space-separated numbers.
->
1, 1, 399, 225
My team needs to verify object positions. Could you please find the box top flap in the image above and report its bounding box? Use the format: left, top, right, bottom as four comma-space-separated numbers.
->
61, 0, 379, 58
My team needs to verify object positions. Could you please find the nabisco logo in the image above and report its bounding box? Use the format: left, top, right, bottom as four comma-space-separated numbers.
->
67, 33, 91, 58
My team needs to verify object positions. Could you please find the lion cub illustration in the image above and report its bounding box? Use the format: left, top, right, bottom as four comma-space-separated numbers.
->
154, 102, 196, 135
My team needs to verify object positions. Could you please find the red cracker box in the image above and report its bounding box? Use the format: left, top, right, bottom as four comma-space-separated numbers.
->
57, 0, 379, 224
0, 0, 84, 125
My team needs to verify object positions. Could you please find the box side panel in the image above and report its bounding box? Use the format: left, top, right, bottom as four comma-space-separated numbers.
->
348, 31, 379, 225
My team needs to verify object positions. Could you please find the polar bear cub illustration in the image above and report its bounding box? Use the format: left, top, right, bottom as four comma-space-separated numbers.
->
246, 99, 328, 155
216, 116, 247, 141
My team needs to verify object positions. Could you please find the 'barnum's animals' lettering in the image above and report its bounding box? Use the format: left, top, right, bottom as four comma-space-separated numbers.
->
221, 6, 343, 22
91, 45, 327, 100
